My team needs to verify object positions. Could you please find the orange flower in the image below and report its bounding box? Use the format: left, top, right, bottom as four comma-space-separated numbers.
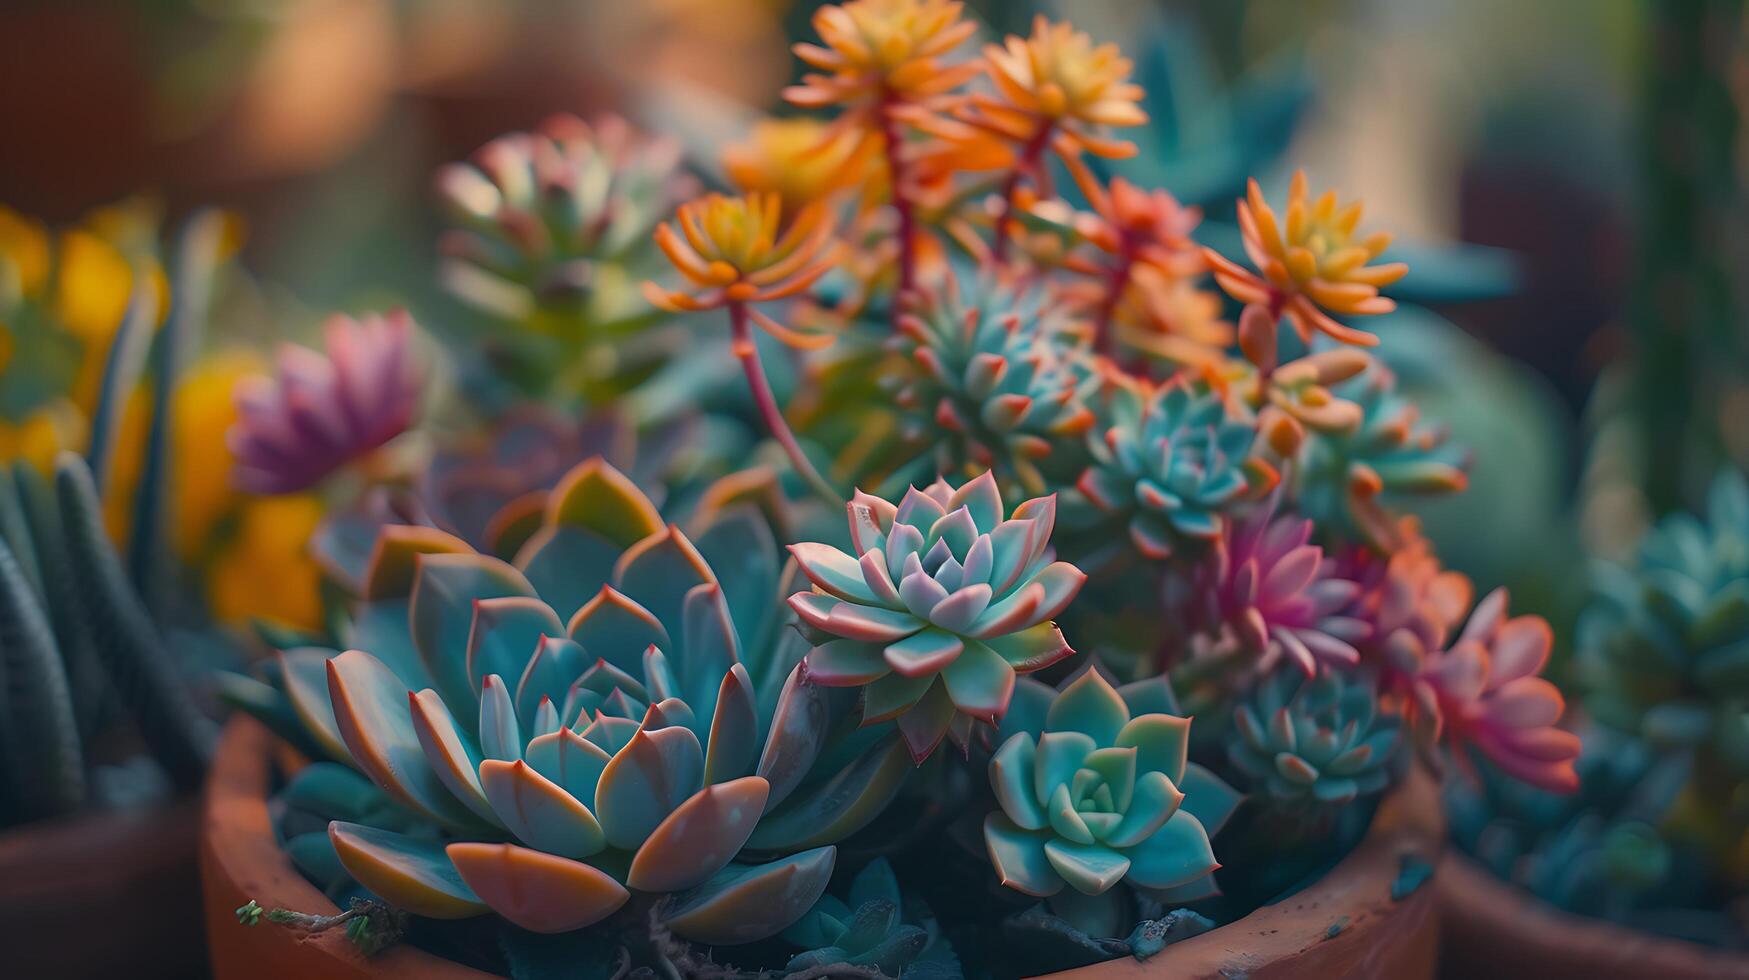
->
722, 118, 876, 216
1073, 174, 1204, 277
1205, 171, 1408, 351
943, 16, 1146, 166
784, 0, 979, 117
644, 192, 839, 348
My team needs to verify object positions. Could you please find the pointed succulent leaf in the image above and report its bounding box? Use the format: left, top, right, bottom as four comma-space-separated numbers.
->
627, 776, 769, 891
328, 650, 481, 828
749, 735, 911, 850
661, 847, 837, 945
479, 759, 606, 859
447, 841, 630, 933
329, 821, 488, 919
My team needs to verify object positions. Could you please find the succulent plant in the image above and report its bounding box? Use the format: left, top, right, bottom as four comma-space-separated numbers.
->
436, 114, 693, 319
1230, 668, 1401, 815
1578, 469, 1749, 776
790, 471, 1086, 762
1334, 517, 1473, 677
263, 457, 886, 942
1178, 494, 1365, 679
781, 858, 958, 977
983, 669, 1241, 905
1391, 588, 1580, 793
1078, 374, 1267, 560
229, 310, 420, 495
888, 275, 1096, 495
1295, 363, 1469, 549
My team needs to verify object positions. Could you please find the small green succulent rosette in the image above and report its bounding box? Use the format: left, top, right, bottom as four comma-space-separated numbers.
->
1230, 668, 1401, 816
789, 471, 1087, 762
983, 669, 1241, 908
268, 458, 855, 943
781, 858, 958, 977
1078, 376, 1261, 560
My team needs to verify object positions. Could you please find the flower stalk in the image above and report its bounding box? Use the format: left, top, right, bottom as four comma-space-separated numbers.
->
729, 301, 843, 506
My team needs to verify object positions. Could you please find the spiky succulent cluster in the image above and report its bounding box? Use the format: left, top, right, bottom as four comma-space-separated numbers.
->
791, 472, 1085, 761
782, 858, 958, 977
1230, 669, 1401, 815
1295, 363, 1469, 549
1078, 375, 1267, 560
984, 670, 1240, 905
1579, 470, 1749, 776
436, 114, 693, 319
889, 276, 1096, 494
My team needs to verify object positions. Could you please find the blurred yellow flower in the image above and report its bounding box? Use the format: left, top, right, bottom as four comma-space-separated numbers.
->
722, 118, 872, 216
105, 351, 267, 560
0, 399, 87, 476
207, 494, 325, 631
0, 205, 50, 297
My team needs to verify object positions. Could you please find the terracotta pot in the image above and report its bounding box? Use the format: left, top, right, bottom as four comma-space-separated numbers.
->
1042, 767, 1446, 980
203, 716, 495, 979
0, 799, 203, 979
1437, 852, 1749, 980
207, 716, 1445, 979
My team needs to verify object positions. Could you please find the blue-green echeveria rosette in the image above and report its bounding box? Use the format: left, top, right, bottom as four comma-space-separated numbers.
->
1078, 374, 1267, 560
781, 858, 958, 977
984, 669, 1242, 907
1230, 668, 1401, 815
788, 471, 1087, 762
280, 458, 835, 944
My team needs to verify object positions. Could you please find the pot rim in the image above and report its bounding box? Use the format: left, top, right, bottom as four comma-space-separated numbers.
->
1438, 850, 1749, 980
201, 715, 496, 979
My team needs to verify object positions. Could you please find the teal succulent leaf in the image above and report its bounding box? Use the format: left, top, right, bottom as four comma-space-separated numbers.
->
660, 846, 837, 945
984, 670, 1234, 899
1080, 375, 1262, 560
791, 471, 1086, 762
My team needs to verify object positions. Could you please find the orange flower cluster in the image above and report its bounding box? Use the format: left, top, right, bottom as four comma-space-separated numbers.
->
644, 192, 838, 349
1205, 172, 1407, 368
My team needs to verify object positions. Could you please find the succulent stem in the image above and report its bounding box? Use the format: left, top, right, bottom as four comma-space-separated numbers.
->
1091, 243, 1136, 357
728, 302, 844, 507
880, 95, 918, 307
991, 124, 1055, 265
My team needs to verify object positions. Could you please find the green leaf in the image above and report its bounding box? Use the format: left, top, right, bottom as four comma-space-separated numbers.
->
56, 453, 213, 792
0, 533, 84, 821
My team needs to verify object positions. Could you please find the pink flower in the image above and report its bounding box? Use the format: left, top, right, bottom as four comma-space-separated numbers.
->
1390, 588, 1580, 793
1188, 494, 1366, 677
230, 310, 420, 494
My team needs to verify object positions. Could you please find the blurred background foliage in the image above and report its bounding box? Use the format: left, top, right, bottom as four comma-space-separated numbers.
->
0, 0, 1741, 672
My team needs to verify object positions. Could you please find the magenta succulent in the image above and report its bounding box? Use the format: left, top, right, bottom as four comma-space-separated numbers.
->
230, 310, 420, 494
1185, 494, 1364, 677
789, 471, 1086, 762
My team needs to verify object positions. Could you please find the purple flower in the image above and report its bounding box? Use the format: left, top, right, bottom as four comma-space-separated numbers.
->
230, 310, 420, 494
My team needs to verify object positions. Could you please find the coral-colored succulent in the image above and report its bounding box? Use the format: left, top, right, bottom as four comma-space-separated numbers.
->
790, 472, 1085, 761
1205, 172, 1407, 367
644, 192, 838, 348
958, 16, 1147, 164
783, 0, 979, 119
228, 310, 419, 495
1391, 588, 1580, 793
1073, 176, 1204, 279
1336, 518, 1474, 675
